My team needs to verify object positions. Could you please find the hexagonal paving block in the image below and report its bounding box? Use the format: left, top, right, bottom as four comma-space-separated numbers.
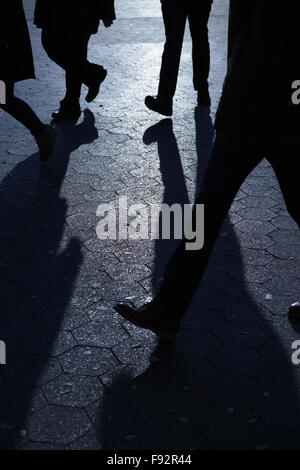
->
235, 220, 275, 236
73, 320, 129, 348
26, 405, 91, 445
42, 374, 104, 407
59, 346, 118, 376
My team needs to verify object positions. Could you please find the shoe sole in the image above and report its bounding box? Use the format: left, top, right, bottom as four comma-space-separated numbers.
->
145, 100, 172, 117
114, 305, 176, 340
85, 70, 107, 103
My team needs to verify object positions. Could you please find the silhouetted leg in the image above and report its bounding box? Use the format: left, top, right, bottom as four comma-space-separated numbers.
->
269, 150, 300, 228
42, 28, 92, 103
157, 0, 187, 100
188, 1, 212, 91
63, 31, 92, 103
0, 83, 44, 137
157, 141, 263, 320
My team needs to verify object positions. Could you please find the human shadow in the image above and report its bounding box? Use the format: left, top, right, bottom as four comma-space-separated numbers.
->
0, 109, 98, 449
95, 109, 300, 450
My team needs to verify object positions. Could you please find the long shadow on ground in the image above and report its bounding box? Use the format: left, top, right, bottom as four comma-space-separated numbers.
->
0, 110, 98, 449
95, 108, 300, 450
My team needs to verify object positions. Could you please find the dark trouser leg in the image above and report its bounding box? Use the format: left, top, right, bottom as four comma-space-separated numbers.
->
269, 150, 300, 228
42, 29, 93, 103
157, 0, 187, 100
64, 32, 92, 103
156, 141, 263, 320
0, 82, 44, 137
188, 1, 212, 90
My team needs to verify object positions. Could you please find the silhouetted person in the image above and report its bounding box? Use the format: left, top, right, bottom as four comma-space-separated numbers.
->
0, 0, 56, 162
145, 0, 213, 116
115, 0, 300, 337
34, 0, 116, 121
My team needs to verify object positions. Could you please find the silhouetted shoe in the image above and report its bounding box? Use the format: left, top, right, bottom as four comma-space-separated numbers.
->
145, 95, 173, 116
197, 88, 211, 106
289, 301, 300, 318
114, 301, 179, 340
85, 68, 107, 103
52, 100, 81, 122
36, 125, 57, 162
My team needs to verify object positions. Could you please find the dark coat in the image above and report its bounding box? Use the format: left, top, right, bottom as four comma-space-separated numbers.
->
34, 0, 116, 35
0, 0, 35, 83
215, 0, 300, 151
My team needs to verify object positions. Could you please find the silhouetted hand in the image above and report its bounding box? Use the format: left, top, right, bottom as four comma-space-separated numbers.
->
103, 19, 114, 27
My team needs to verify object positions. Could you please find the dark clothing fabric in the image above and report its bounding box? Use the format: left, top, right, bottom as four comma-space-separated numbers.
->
158, 0, 213, 99
158, 141, 300, 318
157, 1, 300, 318
215, 0, 300, 151
34, 0, 116, 35
0, 83, 44, 137
36, 0, 114, 103
0, 0, 35, 82
41, 28, 105, 102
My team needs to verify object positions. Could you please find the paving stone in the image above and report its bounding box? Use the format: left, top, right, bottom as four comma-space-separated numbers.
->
73, 320, 129, 348
59, 346, 118, 376
209, 347, 268, 377
42, 374, 104, 407
202, 375, 263, 408
21, 330, 77, 357
2, 356, 62, 386
26, 405, 91, 445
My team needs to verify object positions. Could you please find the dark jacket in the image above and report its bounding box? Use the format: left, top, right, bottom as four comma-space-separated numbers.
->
215, 0, 300, 151
34, 0, 116, 35
0, 0, 35, 82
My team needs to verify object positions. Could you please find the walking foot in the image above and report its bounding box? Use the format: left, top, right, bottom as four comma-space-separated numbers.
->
52, 100, 81, 122
114, 301, 179, 340
145, 95, 173, 117
85, 68, 107, 103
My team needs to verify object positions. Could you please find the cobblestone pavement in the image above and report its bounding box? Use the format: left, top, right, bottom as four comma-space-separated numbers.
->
0, 0, 300, 450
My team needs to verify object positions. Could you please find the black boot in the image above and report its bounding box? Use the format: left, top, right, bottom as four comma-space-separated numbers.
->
114, 300, 180, 340
145, 95, 173, 117
52, 100, 81, 122
85, 67, 107, 103
289, 300, 300, 318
